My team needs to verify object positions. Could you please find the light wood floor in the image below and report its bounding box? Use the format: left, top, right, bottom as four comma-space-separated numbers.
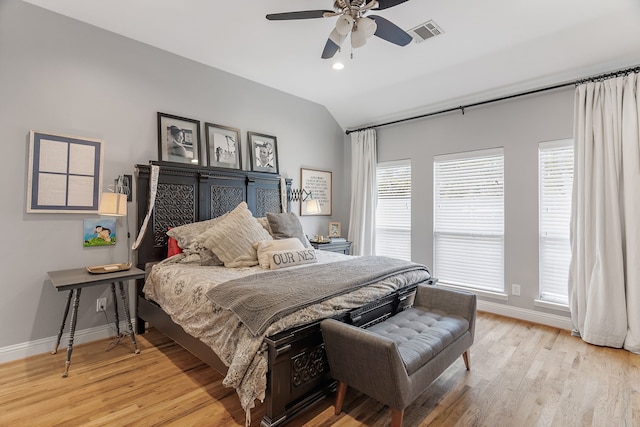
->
1, 312, 638, 427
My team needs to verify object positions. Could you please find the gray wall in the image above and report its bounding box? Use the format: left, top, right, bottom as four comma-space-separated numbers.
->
376, 88, 574, 316
0, 0, 347, 350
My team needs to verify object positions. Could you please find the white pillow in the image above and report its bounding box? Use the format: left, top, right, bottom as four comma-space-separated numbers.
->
253, 238, 305, 269
200, 202, 272, 267
268, 248, 318, 270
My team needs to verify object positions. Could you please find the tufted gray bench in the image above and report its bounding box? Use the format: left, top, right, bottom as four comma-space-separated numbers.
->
321, 284, 476, 427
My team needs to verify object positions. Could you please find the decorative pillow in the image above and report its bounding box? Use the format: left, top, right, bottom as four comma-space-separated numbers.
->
167, 214, 228, 249
268, 248, 317, 270
253, 238, 305, 269
256, 217, 272, 235
167, 233, 183, 258
266, 212, 310, 247
166, 214, 228, 265
201, 202, 272, 267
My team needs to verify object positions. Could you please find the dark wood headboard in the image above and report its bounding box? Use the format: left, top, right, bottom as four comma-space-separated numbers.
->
134, 161, 291, 268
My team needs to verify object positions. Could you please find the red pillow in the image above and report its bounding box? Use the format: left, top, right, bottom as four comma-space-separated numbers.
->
167, 228, 183, 258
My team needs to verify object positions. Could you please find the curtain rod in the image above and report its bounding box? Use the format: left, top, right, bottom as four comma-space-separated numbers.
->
345, 64, 640, 135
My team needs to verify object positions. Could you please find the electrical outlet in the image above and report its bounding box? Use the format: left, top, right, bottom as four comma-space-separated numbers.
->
512, 284, 521, 296
96, 297, 107, 312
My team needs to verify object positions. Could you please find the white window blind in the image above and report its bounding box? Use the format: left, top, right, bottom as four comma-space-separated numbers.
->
434, 148, 504, 292
539, 139, 573, 305
376, 160, 411, 261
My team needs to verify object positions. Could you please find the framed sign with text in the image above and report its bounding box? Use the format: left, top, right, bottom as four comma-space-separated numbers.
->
300, 168, 332, 216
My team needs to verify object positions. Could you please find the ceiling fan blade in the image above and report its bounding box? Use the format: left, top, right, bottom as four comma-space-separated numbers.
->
369, 15, 413, 46
372, 0, 410, 10
266, 10, 333, 20
321, 29, 345, 59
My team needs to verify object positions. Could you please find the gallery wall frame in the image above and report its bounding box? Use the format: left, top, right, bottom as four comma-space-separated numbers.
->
27, 130, 103, 213
157, 112, 201, 165
300, 168, 332, 216
248, 131, 278, 174
205, 123, 242, 170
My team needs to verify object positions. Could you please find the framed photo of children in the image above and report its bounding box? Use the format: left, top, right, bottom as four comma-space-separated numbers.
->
248, 131, 278, 174
157, 112, 201, 165
328, 221, 341, 238
205, 123, 242, 170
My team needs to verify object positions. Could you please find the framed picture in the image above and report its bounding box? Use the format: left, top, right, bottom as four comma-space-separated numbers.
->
248, 131, 278, 174
329, 222, 341, 238
27, 131, 103, 213
83, 218, 117, 247
157, 112, 201, 165
300, 168, 332, 215
205, 123, 241, 170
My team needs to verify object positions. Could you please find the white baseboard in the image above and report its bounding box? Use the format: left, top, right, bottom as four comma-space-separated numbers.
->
477, 299, 573, 331
0, 321, 135, 364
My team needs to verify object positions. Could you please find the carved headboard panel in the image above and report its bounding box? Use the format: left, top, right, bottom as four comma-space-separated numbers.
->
135, 161, 291, 268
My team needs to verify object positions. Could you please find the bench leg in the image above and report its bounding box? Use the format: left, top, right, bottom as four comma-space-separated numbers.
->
462, 350, 470, 370
391, 408, 404, 427
335, 381, 348, 415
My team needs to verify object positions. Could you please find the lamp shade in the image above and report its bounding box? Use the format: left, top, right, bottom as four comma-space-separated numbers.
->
335, 14, 354, 36
359, 17, 377, 38
98, 192, 127, 216
305, 199, 321, 215
351, 26, 367, 48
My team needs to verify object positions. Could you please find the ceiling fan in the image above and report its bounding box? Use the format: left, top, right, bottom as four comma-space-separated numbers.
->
266, 0, 413, 59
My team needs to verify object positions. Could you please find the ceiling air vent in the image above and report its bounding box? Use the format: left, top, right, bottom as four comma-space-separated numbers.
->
407, 20, 444, 43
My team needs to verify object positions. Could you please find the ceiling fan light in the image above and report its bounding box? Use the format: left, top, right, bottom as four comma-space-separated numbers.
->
335, 15, 354, 36
359, 17, 378, 38
328, 28, 346, 46
351, 27, 367, 48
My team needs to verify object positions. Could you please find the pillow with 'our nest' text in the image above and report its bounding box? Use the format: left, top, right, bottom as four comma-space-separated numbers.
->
268, 248, 317, 270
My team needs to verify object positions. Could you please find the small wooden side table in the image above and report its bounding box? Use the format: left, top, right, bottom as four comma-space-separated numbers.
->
47, 267, 146, 377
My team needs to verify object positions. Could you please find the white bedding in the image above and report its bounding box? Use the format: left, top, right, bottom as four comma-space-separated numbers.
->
143, 250, 430, 419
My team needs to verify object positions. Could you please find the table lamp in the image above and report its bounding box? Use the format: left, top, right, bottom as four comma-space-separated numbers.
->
87, 179, 132, 274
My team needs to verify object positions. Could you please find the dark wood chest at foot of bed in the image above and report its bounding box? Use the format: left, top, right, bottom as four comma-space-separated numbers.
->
260, 283, 421, 427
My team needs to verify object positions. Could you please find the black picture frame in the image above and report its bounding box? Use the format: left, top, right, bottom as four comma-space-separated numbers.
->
157, 112, 201, 165
248, 132, 278, 174
205, 123, 242, 170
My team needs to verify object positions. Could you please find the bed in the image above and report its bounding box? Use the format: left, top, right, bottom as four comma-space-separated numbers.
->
134, 161, 434, 426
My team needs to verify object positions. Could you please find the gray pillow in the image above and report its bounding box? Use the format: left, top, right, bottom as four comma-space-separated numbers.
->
266, 212, 310, 247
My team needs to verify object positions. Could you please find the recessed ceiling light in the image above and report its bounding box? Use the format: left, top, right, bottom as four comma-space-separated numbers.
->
332, 62, 344, 70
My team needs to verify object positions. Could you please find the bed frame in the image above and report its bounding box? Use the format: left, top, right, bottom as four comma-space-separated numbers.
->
134, 161, 422, 427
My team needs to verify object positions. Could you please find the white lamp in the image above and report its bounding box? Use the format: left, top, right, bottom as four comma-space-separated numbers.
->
305, 199, 321, 215
351, 17, 377, 49
87, 187, 132, 274
98, 193, 127, 217
335, 14, 354, 36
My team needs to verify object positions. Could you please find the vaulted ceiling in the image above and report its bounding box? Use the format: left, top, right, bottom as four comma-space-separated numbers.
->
22, 0, 640, 130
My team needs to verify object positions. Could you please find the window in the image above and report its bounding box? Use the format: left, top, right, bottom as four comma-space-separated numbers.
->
539, 140, 573, 305
376, 160, 411, 260
433, 148, 504, 293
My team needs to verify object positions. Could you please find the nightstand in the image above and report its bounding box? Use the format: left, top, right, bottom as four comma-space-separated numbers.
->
310, 240, 352, 255
47, 267, 145, 377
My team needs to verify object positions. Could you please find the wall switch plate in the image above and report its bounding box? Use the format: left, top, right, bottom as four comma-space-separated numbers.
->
512, 284, 521, 296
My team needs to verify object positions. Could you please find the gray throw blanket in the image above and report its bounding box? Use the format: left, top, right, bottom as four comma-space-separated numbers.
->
205, 256, 431, 336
